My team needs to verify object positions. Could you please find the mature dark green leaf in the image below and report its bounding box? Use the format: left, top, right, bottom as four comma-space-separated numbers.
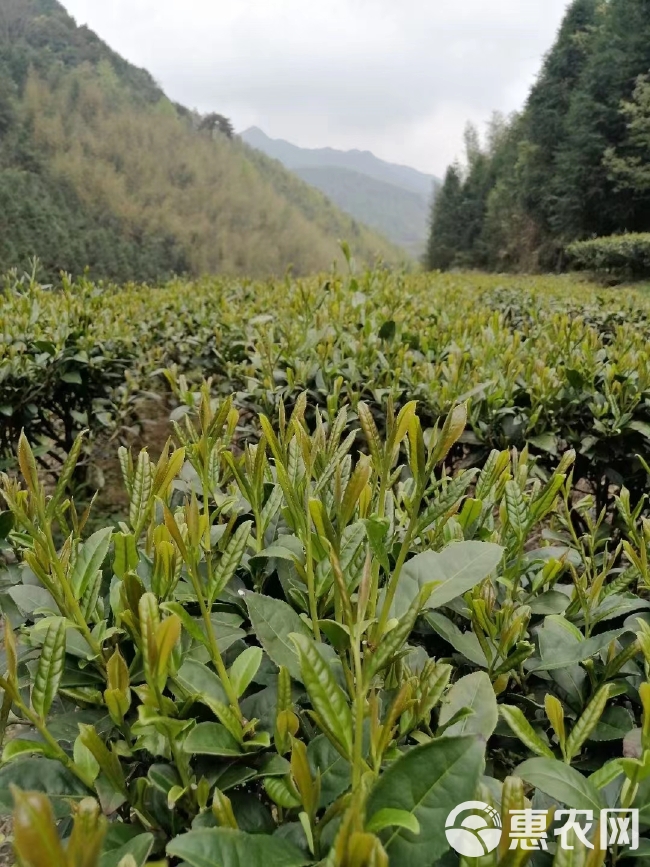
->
438, 672, 498, 740
307, 735, 351, 808
174, 660, 229, 706
183, 723, 242, 757
425, 612, 488, 667
246, 594, 311, 681
9, 585, 57, 616
528, 618, 627, 671
390, 542, 503, 619
529, 590, 571, 616
99, 833, 154, 867
515, 758, 603, 813
167, 828, 310, 867
0, 512, 14, 540
366, 736, 485, 867
590, 706, 635, 742
0, 758, 90, 818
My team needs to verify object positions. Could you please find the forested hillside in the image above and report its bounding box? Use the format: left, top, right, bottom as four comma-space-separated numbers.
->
426, 0, 650, 272
242, 126, 436, 255
290, 165, 430, 255
0, 0, 401, 282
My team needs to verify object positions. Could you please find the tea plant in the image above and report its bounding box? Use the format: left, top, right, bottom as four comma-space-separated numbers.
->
0, 389, 649, 865
3, 268, 650, 508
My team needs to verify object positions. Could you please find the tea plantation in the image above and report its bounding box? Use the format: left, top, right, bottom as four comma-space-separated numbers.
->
0, 269, 649, 866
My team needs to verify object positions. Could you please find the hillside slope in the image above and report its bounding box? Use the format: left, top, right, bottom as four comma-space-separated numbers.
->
242, 126, 437, 197
241, 127, 437, 254
292, 166, 429, 256
0, 0, 403, 282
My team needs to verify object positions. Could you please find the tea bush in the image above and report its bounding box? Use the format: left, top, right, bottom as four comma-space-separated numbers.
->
0, 389, 649, 865
567, 234, 650, 281
3, 268, 650, 508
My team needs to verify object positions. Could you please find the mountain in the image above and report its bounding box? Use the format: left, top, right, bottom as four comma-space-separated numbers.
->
242, 127, 437, 198
0, 0, 403, 283
291, 166, 430, 255
241, 127, 438, 255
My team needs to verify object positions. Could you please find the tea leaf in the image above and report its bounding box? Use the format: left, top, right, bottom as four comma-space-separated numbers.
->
515, 758, 603, 813
209, 521, 252, 602
366, 736, 484, 867
183, 723, 242, 757
32, 618, 66, 719
500, 705, 555, 758
390, 542, 503, 619
438, 671, 498, 740
229, 647, 263, 698
565, 686, 611, 761
290, 634, 353, 759
71, 528, 113, 598
166, 828, 310, 867
246, 594, 311, 681
12, 786, 67, 867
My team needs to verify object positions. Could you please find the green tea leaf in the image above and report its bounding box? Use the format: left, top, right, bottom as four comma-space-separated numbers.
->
390, 542, 503, 620
229, 647, 263, 698
12, 787, 68, 867
366, 808, 420, 835
70, 528, 113, 597
438, 672, 498, 740
528, 619, 627, 671
99, 832, 154, 867
183, 723, 242, 757
499, 705, 554, 758
0, 759, 90, 818
290, 633, 353, 759
307, 735, 351, 809
565, 685, 611, 760
2, 740, 56, 762
167, 828, 310, 867
425, 611, 488, 667
32, 617, 66, 719
246, 594, 311, 681
209, 521, 252, 602
366, 736, 485, 867
515, 757, 603, 813
174, 660, 229, 706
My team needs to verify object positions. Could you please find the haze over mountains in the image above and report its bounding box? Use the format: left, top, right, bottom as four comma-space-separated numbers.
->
242, 127, 438, 256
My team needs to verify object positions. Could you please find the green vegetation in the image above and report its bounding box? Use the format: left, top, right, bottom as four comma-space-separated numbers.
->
4, 268, 650, 509
1, 269, 650, 862
568, 233, 650, 280
0, 0, 401, 283
291, 166, 430, 257
242, 127, 437, 256
3, 0, 650, 861
426, 0, 650, 273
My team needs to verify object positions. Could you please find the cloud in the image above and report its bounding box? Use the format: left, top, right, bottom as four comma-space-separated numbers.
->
61, 0, 569, 174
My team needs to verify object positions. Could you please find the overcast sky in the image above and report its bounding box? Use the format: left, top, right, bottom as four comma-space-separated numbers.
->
61, 1, 570, 177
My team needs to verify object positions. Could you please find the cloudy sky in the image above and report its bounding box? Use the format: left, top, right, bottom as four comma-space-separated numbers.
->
62, 1, 570, 177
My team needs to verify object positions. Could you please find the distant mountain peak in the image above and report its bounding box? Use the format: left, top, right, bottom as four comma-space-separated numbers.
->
240, 128, 436, 194
241, 127, 439, 255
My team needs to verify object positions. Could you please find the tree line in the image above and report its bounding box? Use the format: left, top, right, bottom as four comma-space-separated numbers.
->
426, 0, 650, 273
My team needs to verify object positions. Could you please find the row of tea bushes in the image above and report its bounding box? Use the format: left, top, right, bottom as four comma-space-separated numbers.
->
0, 393, 648, 864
